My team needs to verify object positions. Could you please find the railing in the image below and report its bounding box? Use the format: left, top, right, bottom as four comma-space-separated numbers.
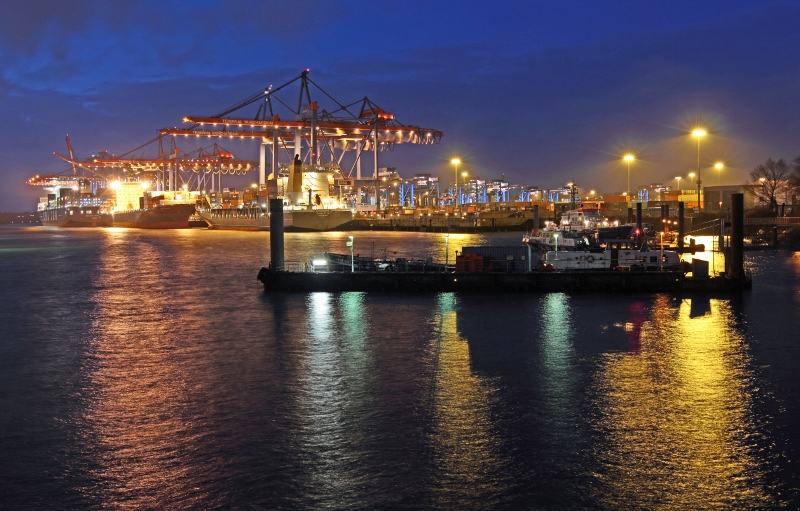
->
282, 261, 311, 272
743, 217, 800, 225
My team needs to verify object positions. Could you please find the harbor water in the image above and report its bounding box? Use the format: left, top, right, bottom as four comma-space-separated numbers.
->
1, 226, 799, 509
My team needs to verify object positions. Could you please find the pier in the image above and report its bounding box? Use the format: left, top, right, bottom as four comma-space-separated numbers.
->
257, 267, 749, 293
257, 195, 752, 294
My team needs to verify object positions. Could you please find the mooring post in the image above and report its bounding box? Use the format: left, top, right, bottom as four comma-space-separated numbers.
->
678, 202, 685, 252
269, 198, 285, 271
730, 193, 744, 281
636, 202, 642, 248
720, 217, 728, 275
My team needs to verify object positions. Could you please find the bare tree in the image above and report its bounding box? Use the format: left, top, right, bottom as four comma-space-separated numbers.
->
791, 155, 800, 211
749, 158, 790, 213
791, 155, 800, 188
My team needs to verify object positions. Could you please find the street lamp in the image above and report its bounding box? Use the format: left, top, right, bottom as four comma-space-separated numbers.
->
461, 171, 468, 204
692, 128, 707, 210
347, 235, 354, 272
623, 154, 635, 199
451, 158, 460, 203
715, 162, 724, 186
689, 172, 696, 206
444, 234, 450, 270
675, 176, 681, 195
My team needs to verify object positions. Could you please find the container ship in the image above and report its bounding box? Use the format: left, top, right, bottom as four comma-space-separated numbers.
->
198, 164, 354, 232
32, 175, 113, 227
109, 181, 196, 229
30, 176, 195, 229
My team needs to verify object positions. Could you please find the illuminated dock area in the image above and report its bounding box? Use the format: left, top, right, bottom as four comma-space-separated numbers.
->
257, 194, 752, 294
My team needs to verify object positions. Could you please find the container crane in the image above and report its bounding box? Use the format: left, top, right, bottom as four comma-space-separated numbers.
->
159, 69, 443, 210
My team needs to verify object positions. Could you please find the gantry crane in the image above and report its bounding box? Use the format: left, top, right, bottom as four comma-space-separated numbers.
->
159, 69, 443, 209
50, 135, 256, 193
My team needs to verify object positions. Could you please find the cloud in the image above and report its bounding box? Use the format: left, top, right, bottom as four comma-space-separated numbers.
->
3, 1, 800, 210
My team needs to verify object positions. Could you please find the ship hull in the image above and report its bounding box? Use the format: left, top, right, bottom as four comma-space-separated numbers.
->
38, 207, 113, 227
201, 208, 354, 232
112, 204, 196, 229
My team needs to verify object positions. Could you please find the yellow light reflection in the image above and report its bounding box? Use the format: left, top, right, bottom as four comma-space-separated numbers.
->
429, 293, 503, 506
83, 231, 199, 506
592, 296, 772, 509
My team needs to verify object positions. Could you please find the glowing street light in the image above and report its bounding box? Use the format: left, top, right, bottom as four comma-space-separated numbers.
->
692, 129, 707, 210
675, 176, 681, 194
623, 154, 635, 199
451, 158, 460, 202
715, 162, 724, 186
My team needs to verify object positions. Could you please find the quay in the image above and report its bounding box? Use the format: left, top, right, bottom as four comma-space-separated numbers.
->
258, 195, 752, 294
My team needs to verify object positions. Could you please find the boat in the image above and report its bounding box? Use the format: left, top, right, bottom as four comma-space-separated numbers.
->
33, 177, 114, 227
323, 252, 390, 272
596, 223, 634, 242
30, 176, 196, 229
542, 239, 685, 271
199, 164, 355, 232
108, 182, 196, 229
322, 252, 448, 272
559, 206, 606, 232
112, 203, 196, 229
188, 213, 209, 228
202, 206, 354, 232
523, 225, 592, 251
38, 203, 113, 227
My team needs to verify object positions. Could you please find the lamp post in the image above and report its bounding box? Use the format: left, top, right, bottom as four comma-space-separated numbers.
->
347, 235, 354, 272
689, 172, 696, 207
623, 154, 635, 199
675, 176, 681, 195
462, 171, 468, 204
444, 234, 449, 270
692, 129, 707, 210
554, 233, 559, 255
715, 162, 723, 186
451, 158, 460, 204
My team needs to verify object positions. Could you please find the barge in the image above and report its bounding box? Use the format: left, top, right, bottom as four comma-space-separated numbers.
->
257, 266, 750, 293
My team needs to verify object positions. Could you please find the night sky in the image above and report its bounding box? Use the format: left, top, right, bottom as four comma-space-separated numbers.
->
3, 0, 799, 211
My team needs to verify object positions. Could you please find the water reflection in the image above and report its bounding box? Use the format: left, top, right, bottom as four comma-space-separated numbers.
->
539, 294, 579, 427
427, 293, 505, 508
682, 235, 727, 276
82, 231, 206, 508
592, 297, 774, 509
791, 253, 800, 304
293, 292, 379, 508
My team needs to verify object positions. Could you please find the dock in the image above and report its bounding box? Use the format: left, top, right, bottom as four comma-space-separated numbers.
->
257, 267, 750, 293
257, 194, 752, 294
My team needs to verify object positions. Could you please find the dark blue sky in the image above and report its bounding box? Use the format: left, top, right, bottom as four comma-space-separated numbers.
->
3, 0, 798, 211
